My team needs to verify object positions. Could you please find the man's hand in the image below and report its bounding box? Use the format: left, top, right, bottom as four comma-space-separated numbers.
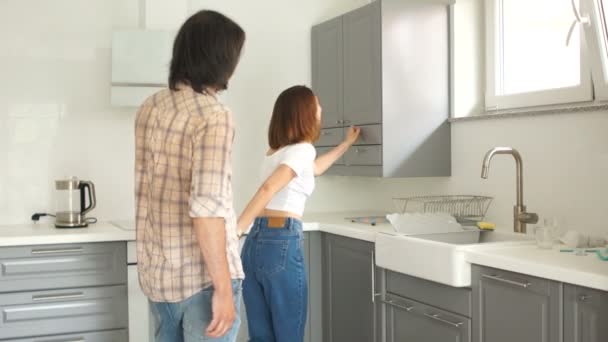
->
193, 217, 235, 338
206, 288, 236, 337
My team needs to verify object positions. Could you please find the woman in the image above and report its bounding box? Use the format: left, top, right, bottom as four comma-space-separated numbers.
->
237, 85, 360, 342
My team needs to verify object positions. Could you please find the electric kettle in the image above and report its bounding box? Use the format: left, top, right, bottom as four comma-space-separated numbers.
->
54, 177, 96, 228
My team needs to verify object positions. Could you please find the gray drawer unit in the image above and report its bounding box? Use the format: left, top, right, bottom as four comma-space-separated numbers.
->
316, 146, 344, 165
0, 242, 127, 293
385, 293, 471, 342
386, 270, 472, 317
5, 329, 128, 342
353, 124, 382, 145
0, 285, 128, 339
344, 145, 382, 166
317, 128, 343, 147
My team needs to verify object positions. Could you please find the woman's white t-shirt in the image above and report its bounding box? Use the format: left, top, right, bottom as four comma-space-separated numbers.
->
259, 143, 316, 216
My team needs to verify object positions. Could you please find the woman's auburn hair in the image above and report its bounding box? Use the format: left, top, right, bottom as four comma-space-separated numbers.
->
268, 85, 321, 150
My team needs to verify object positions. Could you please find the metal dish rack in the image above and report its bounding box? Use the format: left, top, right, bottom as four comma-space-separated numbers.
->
392, 195, 493, 225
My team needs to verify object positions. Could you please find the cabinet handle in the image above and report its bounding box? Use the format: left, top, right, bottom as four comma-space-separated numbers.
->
321, 131, 332, 136
423, 313, 464, 328
355, 147, 367, 153
32, 291, 85, 302
381, 299, 414, 312
343, 120, 351, 124
579, 294, 592, 302
336, 120, 342, 124
371, 251, 381, 303
31, 247, 84, 255
482, 274, 531, 288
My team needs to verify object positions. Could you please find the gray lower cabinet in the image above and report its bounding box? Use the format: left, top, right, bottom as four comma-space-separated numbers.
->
564, 284, 608, 342
472, 265, 562, 342
6, 329, 128, 342
383, 270, 472, 342
385, 293, 470, 342
0, 242, 128, 341
322, 233, 379, 342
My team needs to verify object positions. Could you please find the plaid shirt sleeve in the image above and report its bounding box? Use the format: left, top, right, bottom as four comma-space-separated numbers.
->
189, 108, 235, 218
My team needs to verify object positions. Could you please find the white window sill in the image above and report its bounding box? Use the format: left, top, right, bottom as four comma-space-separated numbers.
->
449, 102, 608, 123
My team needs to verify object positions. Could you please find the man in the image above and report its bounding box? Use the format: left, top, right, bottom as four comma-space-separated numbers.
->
134, 10, 245, 342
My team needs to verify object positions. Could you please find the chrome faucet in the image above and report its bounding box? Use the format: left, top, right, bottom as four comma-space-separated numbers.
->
481, 147, 538, 234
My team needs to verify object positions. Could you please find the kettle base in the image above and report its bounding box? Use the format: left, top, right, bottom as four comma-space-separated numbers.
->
54, 222, 89, 229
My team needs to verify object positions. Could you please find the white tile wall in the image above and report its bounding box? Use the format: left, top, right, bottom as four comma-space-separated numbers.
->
1, 0, 606, 237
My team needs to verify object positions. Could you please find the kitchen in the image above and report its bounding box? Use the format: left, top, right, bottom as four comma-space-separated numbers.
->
0, 0, 607, 341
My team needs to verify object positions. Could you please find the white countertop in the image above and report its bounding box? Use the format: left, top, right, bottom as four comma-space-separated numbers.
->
0, 221, 134, 247
465, 244, 608, 291
0, 213, 605, 291
0, 212, 389, 247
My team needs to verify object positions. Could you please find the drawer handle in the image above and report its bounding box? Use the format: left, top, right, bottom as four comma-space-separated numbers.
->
31, 247, 84, 255
355, 148, 367, 153
423, 313, 464, 328
32, 291, 85, 302
321, 131, 332, 136
579, 294, 592, 302
381, 299, 414, 312
482, 274, 531, 288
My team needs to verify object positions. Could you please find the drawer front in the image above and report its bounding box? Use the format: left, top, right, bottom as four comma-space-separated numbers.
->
316, 147, 344, 165
344, 145, 382, 166
352, 124, 381, 145
386, 271, 472, 317
0, 285, 128, 339
6, 329, 128, 342
474, 265, 553, 296
0, 242, 127, 293
316, 128, 343, 147
384, 293, 471, 342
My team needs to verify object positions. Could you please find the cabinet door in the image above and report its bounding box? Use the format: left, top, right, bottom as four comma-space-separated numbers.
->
128, 265, 153, 342
312, 17, 343, 128
323, 234, 376, 342
343, 2, 382, 126
564, 284, 608, 342
472, 265, 562, 342
385, 294, 470, 342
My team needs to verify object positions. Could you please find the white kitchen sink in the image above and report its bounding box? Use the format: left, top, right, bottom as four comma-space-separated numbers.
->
375, 229, 534, 287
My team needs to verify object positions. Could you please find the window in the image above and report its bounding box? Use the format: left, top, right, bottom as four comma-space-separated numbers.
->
586, 0, 608, 100
486, 0, 595, 110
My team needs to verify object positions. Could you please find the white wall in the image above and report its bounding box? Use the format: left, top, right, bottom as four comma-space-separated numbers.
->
1, 0, 606, 238
0, 0, 139, 224
0, 0, 396, 225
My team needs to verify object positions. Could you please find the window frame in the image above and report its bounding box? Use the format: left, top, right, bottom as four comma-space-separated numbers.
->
584, 0, 608, 100
485, 0, 594, 111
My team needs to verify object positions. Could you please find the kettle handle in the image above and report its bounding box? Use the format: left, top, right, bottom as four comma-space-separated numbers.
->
80, 181, 96, 216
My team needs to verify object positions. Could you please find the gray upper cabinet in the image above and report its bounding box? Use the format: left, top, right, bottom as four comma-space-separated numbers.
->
312, 16, 343, 129
472, 265, 562, 342
343, 3, 382, 126
311, 0, 452, 177
564, 284, 608, 342
322, 234, 377, 342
